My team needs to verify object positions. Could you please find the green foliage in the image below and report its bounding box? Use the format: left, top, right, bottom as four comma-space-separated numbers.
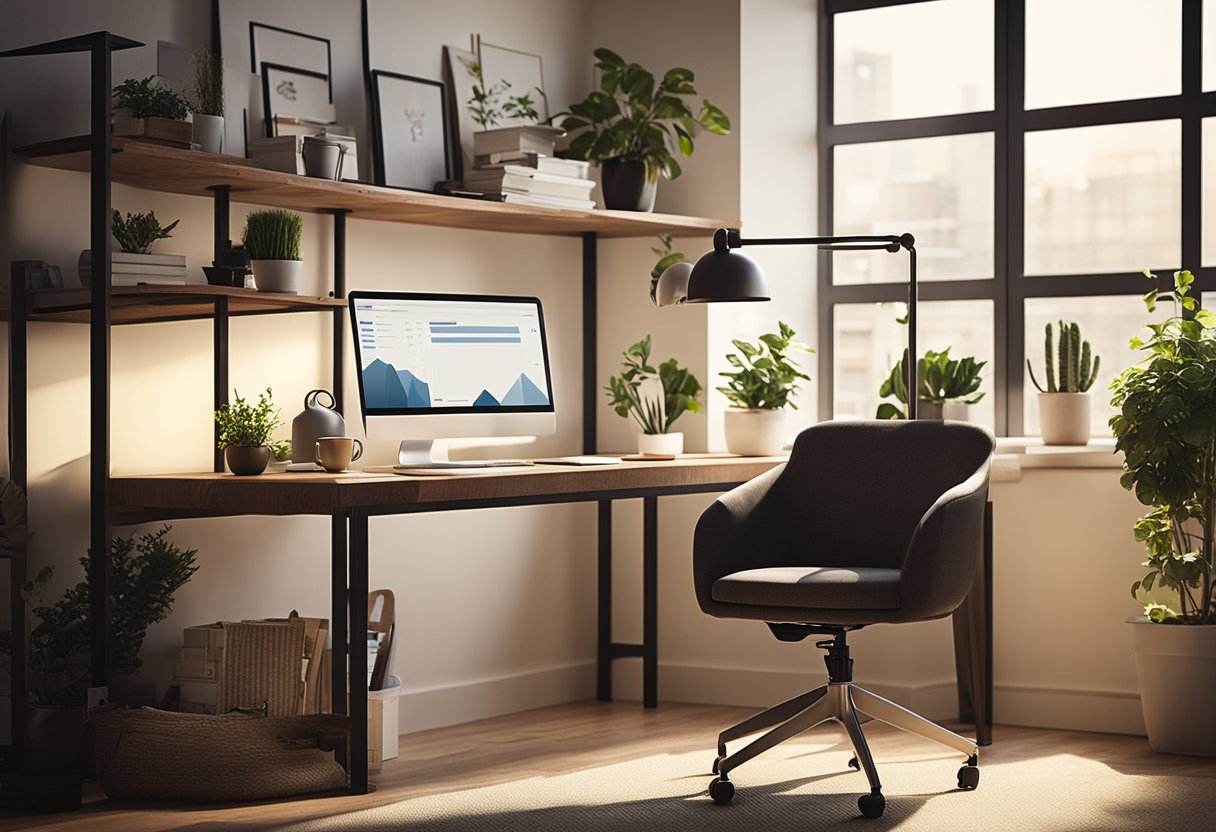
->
875, 347, 987, 420
112, 209, 180, 254
190, 47, 224, 117
242, 209, 302, 261
112, 76, 190, 120
605, 335, 702, 434
460, 56, 541, 128
717, 322, 813, 411
1112, 269, 1216, 624
1029, 320, 1100, 393
649, 233, 686, 305
561, 48, 731, 182
215, 388, 282, 448
270, 439, 292, 462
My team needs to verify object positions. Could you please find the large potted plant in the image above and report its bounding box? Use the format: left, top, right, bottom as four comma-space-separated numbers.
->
717, 322, 813, 456
243, 209, 303, 294
215, 387, 283, 475
1111, 268, 1216, 756
561, 48, 730, 211
606, 335, 702, 454
189, 47, 225, 154
1028, 320, 1100, 445
876, 347, 986, 420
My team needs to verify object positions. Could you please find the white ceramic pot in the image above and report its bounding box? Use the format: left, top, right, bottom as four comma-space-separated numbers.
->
192, 113, 224, 154
1039, 392, 1091, 445
638, 431, 683, 455
723, 408, 786, 456
1128, 617, 1216, 755
251, 259, 303, 294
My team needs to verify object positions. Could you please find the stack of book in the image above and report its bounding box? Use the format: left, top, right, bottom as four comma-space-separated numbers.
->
464, 154, 596, 211
174, 623, 225, 715
78, 250, 188, 286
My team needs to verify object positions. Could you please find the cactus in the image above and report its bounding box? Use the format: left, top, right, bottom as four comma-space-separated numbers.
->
1028, 320, 1099, 393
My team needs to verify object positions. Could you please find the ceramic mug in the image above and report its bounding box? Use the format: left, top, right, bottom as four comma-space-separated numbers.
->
315, 436, 363, 472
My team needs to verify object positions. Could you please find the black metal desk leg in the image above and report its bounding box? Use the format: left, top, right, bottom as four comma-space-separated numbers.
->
348, 509, 370, 793
642, 496, 658, 709
952, 500, 993, 746
596, 500, 613, 701
331, 512, 348, 717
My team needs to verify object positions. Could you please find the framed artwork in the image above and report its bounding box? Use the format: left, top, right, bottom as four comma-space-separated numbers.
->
477, 40, 548, 127
370, 70, 451, 192
249, 22, 332, 100
261, 63, 337, 127
443, 45, 479, 181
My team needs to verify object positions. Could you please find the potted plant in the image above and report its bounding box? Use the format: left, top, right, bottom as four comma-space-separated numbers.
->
215, 387, 282, 475
1028, 320, 1100, 445
717, 322, 813, 456
243, 209, 303, 294
876, 347, 986, 420
79, 210, 185, 287
111, 75, 192, 145
189, 47, 224, 153
561, 48, 731, 211
1111, 268, 1216, 756
606, 335, 702, 454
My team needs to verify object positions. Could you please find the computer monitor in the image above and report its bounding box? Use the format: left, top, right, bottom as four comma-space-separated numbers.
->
349, 291, 557, 466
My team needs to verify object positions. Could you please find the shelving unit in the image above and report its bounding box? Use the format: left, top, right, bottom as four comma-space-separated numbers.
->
2, 31, 735, 768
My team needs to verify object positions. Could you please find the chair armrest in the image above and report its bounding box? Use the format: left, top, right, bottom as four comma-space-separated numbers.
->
692, 464, 786, 614
898, 461, 991, 621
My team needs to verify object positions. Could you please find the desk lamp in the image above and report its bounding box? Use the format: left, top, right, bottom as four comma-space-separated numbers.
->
656, 228, 920, 418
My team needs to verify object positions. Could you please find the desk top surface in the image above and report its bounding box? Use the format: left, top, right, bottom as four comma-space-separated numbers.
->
110, 455, 786, 521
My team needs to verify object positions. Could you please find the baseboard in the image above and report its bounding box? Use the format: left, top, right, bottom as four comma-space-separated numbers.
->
995, 682, 1145, 736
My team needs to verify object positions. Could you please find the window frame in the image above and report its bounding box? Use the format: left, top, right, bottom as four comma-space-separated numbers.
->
818, 0, 1210, 436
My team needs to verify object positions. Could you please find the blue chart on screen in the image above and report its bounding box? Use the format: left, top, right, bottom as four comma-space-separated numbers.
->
354, 296, 552, 411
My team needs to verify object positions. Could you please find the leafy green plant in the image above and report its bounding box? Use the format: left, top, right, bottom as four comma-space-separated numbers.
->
460, 56, 541, 128
111, 209, 179, 254
190, 47, 224, 118
1112, 269, 1216, 625
215, 388, 282, 448
876, 347, 986, 420
605, 335, 702, 434
242, 210, 302, 261
1029, 320, 1100, 393
649, 234, 687, 305
270, 439, 292, 462
112, 76, 190, 120
718, 322, 813, 410
561, 48, 730, 182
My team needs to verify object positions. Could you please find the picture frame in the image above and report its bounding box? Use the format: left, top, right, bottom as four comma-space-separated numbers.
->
249, 22, 332, 100
370, 70, 451, 192
261, 62, 337, 129
443, 45, 480, 182
477, 39, 548, 127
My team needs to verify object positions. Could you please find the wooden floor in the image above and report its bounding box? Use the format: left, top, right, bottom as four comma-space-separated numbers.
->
5, 700, 1215, 832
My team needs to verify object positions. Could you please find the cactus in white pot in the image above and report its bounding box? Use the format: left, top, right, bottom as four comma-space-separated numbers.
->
1028, 321, 1100, 445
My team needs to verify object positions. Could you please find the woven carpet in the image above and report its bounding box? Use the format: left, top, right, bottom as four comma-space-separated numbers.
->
281, 735, 1215, 832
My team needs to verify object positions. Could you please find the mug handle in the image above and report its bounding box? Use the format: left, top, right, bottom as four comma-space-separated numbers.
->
314, 441, 324, 467
351, 438, 363, 462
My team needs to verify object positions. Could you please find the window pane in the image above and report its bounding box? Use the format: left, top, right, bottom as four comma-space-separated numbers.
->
1025, 0, 1180, 109
1024, 120, 1180, 275
834, 300, 995, 428
833, 0, 993, 124
1023, 296, 1167, 437
834, 133, 994, 284
1204, 119, 1216, 266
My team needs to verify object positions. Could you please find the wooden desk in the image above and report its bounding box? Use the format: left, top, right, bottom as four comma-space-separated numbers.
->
110, 456, 993, 794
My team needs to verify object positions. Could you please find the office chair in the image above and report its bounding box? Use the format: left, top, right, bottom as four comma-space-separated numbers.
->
693, 420, 994, 819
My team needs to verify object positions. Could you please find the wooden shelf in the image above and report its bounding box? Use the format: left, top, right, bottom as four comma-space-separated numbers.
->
23, 284, 345, 325
22, 139, 737, 239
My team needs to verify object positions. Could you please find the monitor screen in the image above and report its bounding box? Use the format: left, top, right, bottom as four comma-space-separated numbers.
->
349, 292, 555, 416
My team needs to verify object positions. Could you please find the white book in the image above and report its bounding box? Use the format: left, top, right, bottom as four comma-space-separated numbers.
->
502, 166, 596, 189
111, 274, 189, 286
500, 175, 596, 201
536, 157, 591, 179
503, 192, 596, 211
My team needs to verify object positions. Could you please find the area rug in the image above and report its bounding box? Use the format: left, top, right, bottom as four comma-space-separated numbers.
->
282, 737, 1214, 832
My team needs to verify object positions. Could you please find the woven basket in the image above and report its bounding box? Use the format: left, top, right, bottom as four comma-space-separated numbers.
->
220, 620, 305, 716
93, 707, 349, 801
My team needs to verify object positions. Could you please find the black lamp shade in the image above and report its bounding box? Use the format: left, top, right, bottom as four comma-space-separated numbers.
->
685, 247, 770, 303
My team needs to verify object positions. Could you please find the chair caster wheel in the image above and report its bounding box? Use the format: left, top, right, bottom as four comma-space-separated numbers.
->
709, 777, 735, 805
858, 790, 885, 819
847, 756, 859, 770
712, 755, 725, 775
957, 764, 980, 790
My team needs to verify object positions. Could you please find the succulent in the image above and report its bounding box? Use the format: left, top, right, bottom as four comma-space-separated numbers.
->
1029, 320, 1099, 393
111, 210, 179, 254
242, 209, 303, 261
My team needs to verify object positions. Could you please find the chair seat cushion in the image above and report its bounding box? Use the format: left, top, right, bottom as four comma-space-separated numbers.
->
712, 566, 901, 610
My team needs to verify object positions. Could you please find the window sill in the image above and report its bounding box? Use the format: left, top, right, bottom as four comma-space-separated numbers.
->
992, 437, 1120, 482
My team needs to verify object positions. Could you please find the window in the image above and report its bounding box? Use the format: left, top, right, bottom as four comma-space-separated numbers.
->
820, 0, 1209, 436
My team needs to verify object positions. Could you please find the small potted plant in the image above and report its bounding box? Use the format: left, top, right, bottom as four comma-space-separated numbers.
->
1113, 269, 1216, 756
79, 210, 185, 287
461, 55, 558, 158
1027, 320, 1100, 445
561, 48, 731, 211
112, 75, 192, 145
243, 209, 303, 294
189, 47, 225, 153
215, 387, 282, 475
876, 347, 986, 420
718, 322, 813, 456
606, 335, 702, 455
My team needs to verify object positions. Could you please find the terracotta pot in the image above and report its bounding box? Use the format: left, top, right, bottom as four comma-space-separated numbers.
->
1128, 617, 1216, 755
224, 445, 271, 476
601, 156, 656, 212
723, 408, 786, 456
638, 431, 683, 455
1039, 392, 1091, 445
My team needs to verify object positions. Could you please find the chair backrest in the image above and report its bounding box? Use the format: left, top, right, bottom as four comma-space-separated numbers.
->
738, 420, 994, 570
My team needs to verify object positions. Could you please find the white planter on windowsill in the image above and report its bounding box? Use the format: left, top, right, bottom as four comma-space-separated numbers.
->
638, 431, 683, 455
723, 408, 786, 456
1038, 392, 1091, 445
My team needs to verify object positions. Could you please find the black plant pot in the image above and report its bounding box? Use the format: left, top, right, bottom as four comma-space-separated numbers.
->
224, 445, 271, 476
0, 704, 85, 813
601, 156, 657, 212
